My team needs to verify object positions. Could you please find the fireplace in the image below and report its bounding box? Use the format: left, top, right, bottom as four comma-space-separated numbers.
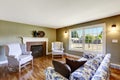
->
22, 37, 48, 55
31, 45, 43, 58
26, 42, 46, 58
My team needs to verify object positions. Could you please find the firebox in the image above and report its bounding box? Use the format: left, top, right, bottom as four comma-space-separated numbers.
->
31, 45, 43, 58
26, 41, 46, 58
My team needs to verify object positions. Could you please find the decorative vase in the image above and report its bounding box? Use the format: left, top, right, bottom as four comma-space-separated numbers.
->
33, 31, 38, 37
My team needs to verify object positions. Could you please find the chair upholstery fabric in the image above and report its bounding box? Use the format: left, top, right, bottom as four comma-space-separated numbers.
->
70, 54, 109, 80
45, 67, 68, 80
19, 55, 33, 65
5, 43, 33, 72
8, 43, 22, 58
52, 42, 64, 58
20, 44, 27, 54
52, 42, 64, 53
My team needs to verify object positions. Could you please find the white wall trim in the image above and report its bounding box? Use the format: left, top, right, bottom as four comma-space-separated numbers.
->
110, 63, 120, 70
0, 60, 8, 65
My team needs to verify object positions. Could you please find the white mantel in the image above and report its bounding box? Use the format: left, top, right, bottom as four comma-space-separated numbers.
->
22, 37, 48, 55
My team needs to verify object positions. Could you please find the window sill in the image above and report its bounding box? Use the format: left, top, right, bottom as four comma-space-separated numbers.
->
68, 48, 83, 52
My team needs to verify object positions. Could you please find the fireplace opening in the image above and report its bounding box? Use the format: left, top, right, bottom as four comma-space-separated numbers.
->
26, 41, 46, 58
31, 45, 43, 58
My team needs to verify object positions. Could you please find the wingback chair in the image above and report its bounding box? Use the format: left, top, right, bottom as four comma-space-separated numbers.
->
4, 43, 33, 72
52, 42, 64, 58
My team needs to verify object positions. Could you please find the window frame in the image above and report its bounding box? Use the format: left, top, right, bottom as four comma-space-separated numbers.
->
69, 23, 106, 54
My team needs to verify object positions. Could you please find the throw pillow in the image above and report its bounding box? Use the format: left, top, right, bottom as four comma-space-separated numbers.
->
82, 52, 97, 59
66, 58, 86, 72
52, 60, 71, 79
20, 44, 27, 54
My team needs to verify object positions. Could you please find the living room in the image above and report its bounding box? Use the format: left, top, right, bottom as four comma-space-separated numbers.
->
0, 0, 120, 80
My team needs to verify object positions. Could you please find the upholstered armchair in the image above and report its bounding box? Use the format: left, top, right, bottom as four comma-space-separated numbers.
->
4, 43, 33, 72
52, 42, 64, 58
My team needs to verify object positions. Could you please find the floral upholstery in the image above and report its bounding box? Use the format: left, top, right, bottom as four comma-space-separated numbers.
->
45, 67, 68, 80
82, 52, 98, 60
92, 54, 111, 80
70, 66, 93, 80
45, 54, 111, 80
70, 54, 105, 80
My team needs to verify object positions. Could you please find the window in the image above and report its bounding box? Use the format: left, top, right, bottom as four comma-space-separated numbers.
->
69, 23, 106, 53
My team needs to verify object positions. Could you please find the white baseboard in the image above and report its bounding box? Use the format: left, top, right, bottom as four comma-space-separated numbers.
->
47, 52, 66, 55
110, 63, 120, 70
0, 60, 8, 66
47, 52, 52, 55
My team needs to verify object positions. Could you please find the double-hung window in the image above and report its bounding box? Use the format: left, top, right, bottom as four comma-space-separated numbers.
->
69, 23, 106, 53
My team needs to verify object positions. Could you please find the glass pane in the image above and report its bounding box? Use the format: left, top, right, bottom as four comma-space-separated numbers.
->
85, 29, 90, 35
97, 27, 103, 33
84, 26, 103, 52
71, 30, 78, 38
92, 28, 97, 34
71, 29, 83, 49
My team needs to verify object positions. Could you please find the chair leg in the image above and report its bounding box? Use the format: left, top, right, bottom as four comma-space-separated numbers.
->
52, 55, 54, 59
19, 67, 21, 80
62, 54, 63, 58
32, 59, 33, 69
19, 64, 21, 73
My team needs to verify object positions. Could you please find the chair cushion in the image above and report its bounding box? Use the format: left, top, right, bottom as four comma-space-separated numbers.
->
52, 50, 63, 53
66, 58, 86, 72
19, 55, 33, 65
52, 60, 71, 79
82, 52, 97, 59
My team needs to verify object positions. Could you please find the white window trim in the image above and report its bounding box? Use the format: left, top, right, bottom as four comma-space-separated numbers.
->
69, 23, 106, 54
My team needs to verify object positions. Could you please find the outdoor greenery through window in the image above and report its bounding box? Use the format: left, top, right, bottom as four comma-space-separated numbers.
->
69, 24, 105, 53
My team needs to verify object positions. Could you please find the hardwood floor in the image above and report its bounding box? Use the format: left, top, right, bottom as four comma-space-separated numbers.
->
0, 55, 120, 80
110, 68, 120, 80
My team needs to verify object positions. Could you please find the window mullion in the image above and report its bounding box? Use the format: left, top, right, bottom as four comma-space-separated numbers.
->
83, 28, 85, 51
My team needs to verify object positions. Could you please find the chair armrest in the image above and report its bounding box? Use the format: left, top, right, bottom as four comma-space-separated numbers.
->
45, 67, 68, 80
22, 51, 32, 55
7, 55, 19, 61
62, 48, 64, 50
7, 55, 15, 58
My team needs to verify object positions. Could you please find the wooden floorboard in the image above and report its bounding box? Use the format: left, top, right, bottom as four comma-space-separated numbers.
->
0, 55, 120, 80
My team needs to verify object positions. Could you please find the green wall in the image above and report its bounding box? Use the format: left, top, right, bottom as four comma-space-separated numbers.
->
56, 15, 120, 65
0, 20, 56, 60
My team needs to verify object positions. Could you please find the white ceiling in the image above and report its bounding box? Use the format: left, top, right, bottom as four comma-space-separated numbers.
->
0, 0, 120, 29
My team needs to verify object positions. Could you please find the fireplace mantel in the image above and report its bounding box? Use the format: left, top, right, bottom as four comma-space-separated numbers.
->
22, 37, 48, 55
